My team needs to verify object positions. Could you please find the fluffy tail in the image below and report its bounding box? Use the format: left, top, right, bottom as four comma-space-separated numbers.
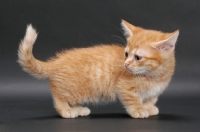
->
18, 25, 49, 79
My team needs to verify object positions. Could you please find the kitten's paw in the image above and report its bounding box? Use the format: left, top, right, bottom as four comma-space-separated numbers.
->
79, 107, 91, 116
128, 108, 149, 118
74, 107, 91, 116
148, 106, 159, 116
61, 109, 78, 118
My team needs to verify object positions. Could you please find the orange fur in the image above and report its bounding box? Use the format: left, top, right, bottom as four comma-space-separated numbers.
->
18, 20, 179, 118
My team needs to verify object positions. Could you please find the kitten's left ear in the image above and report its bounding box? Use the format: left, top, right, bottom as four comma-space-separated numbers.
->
121, 20, 136, 38
152, 30, 179, 51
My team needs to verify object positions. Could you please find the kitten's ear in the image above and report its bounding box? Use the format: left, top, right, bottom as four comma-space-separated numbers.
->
121, 20, 136, 38
152, 30, 179, 51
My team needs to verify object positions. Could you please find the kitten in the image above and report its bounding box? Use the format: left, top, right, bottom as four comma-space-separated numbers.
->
18, 20, 179, 118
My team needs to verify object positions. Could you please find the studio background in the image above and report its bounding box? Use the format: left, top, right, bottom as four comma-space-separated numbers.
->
0, 0, 200, 131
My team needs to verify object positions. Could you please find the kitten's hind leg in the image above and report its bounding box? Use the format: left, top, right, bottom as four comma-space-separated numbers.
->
143, 97, 159, 116
53, 95, 78, 118
73, 106, 91, 116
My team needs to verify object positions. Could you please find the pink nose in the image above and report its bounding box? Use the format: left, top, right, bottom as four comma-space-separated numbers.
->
125, 63, 130, 67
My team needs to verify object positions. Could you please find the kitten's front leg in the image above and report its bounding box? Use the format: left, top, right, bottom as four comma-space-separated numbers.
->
119, 92, 149, 118
143, 97, 159, 116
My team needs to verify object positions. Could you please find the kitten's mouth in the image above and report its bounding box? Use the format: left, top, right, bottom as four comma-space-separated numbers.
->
124, 66, 133, 73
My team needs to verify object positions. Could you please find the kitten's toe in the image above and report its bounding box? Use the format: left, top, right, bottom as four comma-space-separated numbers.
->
148, 106, 159, 116
74, 107, 91, 116
61, 109, 78, 118
129, 108, 149, 118
79, 107, 91, 116
138, 109, 149, 118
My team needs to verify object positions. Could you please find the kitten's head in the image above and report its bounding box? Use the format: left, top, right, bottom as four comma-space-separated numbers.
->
121, 20, 179, 76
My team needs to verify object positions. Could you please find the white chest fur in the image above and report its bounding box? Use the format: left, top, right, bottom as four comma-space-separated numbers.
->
138, 81, 169, 101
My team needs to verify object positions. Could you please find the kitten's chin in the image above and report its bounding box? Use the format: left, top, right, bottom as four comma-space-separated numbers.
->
133, 70, 147, 75
126, 68, 147, 75
125, 67, 148, 75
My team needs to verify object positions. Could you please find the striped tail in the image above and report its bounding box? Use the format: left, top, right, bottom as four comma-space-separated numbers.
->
18, 25, 50, 79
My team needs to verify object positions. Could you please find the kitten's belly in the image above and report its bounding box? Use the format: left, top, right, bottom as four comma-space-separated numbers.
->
139, 81, 168, 101
88, 78, 117, 103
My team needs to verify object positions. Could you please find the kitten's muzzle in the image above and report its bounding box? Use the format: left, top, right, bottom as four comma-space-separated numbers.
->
124, 63, 130, 68
124, 63, 133, 74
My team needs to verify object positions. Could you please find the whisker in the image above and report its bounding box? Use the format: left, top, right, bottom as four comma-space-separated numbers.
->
111, 35, 126, 45
114, 25, 125, 37
118, 68, 126, 78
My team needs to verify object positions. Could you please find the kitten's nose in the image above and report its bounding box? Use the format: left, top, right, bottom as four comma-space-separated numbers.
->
125, 63, 130, 68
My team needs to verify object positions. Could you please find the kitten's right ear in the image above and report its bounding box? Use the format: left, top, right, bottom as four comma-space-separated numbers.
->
152, 30, 179, 52
121, 20, 135, 38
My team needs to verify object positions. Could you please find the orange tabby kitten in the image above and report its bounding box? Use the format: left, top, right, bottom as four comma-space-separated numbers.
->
18, 20, 179, 118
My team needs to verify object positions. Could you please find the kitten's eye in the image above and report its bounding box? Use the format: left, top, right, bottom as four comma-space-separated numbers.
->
135, 55, 142, 61
125, 52, 128, 58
